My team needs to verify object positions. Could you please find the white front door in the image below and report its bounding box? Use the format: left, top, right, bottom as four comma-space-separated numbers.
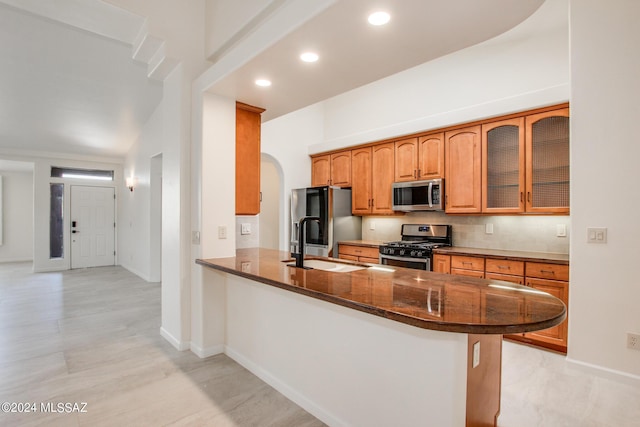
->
71, 185, 115, 269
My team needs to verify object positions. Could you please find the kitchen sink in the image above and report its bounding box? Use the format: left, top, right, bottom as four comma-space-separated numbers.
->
285, 259, 367, 273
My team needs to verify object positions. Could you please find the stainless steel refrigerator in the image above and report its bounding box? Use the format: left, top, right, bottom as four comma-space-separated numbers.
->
290, 186, 362, 257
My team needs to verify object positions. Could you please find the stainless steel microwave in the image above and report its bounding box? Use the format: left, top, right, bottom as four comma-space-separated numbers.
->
392, 179, 444, 211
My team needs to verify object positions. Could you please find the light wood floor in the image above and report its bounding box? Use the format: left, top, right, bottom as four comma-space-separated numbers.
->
1, 262, 638, 426
0, 263, 324, 427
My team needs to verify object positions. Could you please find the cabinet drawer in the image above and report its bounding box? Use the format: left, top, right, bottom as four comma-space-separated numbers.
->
338, 244, 379, 259
526, 262, 569, 281
451, 256, 485, 271
485, 272, 524, 285
451, 268, 485, 278
485, 258, 524, 276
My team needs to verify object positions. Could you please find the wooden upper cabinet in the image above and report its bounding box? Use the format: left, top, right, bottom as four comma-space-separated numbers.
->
394, 137, 419, 182
330, 151, 351, 187
236, 102, 265, 215
418, 132, 444, 180
482, 118, 525, 213
445, 126, 482, 213
311, 155, 330, 187
525, 108, 570, 214
351, 147, 372, 215
394, 133, 444, 182
311, 152, 351, 187
351, 143, 395, 215
371, 143, 395, 214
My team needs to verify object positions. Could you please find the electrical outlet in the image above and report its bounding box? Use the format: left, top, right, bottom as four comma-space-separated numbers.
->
370, 221, 376, 231
628, 332, 640, 351
485, 223, 493, 234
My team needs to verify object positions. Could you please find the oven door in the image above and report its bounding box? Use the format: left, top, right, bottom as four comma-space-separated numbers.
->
379, 253, 430, 271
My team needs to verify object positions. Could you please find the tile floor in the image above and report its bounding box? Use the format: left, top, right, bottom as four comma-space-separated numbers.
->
0, 262, 638, 426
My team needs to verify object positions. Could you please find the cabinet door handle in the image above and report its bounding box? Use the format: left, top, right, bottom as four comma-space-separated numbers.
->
462, 261, 473, 266
520, 191, 524, 203
497, 265, 510, 270
527, 192, 531, 202
413, 170, 417, 178
417, 169, 421, 178
540, 269, 555, 275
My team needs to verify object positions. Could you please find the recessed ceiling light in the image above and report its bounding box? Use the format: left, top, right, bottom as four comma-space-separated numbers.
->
255, 79, 272, 87
368, 11, 390, 26
300, 52, 319, 63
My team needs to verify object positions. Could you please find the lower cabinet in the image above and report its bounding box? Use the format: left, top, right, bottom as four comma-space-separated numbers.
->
338, 244, 380, 264
433, 253, 569, 353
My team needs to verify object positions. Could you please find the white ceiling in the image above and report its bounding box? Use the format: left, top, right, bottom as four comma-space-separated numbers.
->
208, 0, 546, 121
0, 1, 162, 160
0, 0, 550, 160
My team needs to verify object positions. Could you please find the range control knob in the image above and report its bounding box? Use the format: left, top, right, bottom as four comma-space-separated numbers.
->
399, 249, 405, 256
410, 250, 417, 257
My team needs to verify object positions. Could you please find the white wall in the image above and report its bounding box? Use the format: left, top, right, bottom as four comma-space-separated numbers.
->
189, 91, 237, 357
313, 1, 569, 153
0, 171, 34, 262
568, 0, 640, 379
120, 101, 163, 281
261, 103, 325, 251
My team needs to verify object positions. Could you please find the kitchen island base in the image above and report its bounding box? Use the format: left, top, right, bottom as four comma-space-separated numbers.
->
205, 270, 501, 427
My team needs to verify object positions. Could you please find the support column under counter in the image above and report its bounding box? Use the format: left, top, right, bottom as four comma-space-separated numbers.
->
197, 248, 565, 427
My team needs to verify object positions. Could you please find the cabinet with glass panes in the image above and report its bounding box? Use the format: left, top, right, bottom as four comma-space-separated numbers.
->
482, 107, 569, 214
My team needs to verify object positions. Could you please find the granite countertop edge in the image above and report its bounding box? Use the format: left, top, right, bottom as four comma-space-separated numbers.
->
196, 248, 566, 335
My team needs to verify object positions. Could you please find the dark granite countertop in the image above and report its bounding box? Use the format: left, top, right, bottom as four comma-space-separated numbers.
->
433, 246, 569, 264
196, 248, 566, 335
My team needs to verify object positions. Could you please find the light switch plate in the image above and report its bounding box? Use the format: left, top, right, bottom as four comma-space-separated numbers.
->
218, 226, 227, 239
472, 341, 480, 368
192, 231, 200, 245
556, 224, 567, 237
241, 223, 251, 235
587, 227, 607, 243
485, 223, 493, 234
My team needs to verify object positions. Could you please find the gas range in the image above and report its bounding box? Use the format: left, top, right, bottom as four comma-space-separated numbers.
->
379, 224, 452, 270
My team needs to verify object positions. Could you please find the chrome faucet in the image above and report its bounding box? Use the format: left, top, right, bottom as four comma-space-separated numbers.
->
292, 216, 321, 269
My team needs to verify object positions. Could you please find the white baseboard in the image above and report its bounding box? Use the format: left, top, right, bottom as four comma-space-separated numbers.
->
566, 357, 640, 386
0, 258, 33, 264
224, 345, 345, 427
121, 263, 152, 282
159, 327, 190, 351
190, 342, 224, 359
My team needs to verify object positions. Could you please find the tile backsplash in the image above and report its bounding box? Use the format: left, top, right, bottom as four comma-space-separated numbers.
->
362, 212, 570, 254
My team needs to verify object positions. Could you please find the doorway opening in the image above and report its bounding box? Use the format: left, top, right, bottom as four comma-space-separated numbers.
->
259, 154, 284, 250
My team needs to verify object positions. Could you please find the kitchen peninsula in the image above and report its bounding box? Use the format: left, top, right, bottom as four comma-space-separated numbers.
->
197, 248, 565, 426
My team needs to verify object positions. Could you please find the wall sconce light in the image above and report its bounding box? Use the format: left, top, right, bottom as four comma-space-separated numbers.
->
126, 177, 137, 192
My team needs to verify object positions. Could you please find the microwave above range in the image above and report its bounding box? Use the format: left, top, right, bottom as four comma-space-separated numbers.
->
392, 178, 444, 212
